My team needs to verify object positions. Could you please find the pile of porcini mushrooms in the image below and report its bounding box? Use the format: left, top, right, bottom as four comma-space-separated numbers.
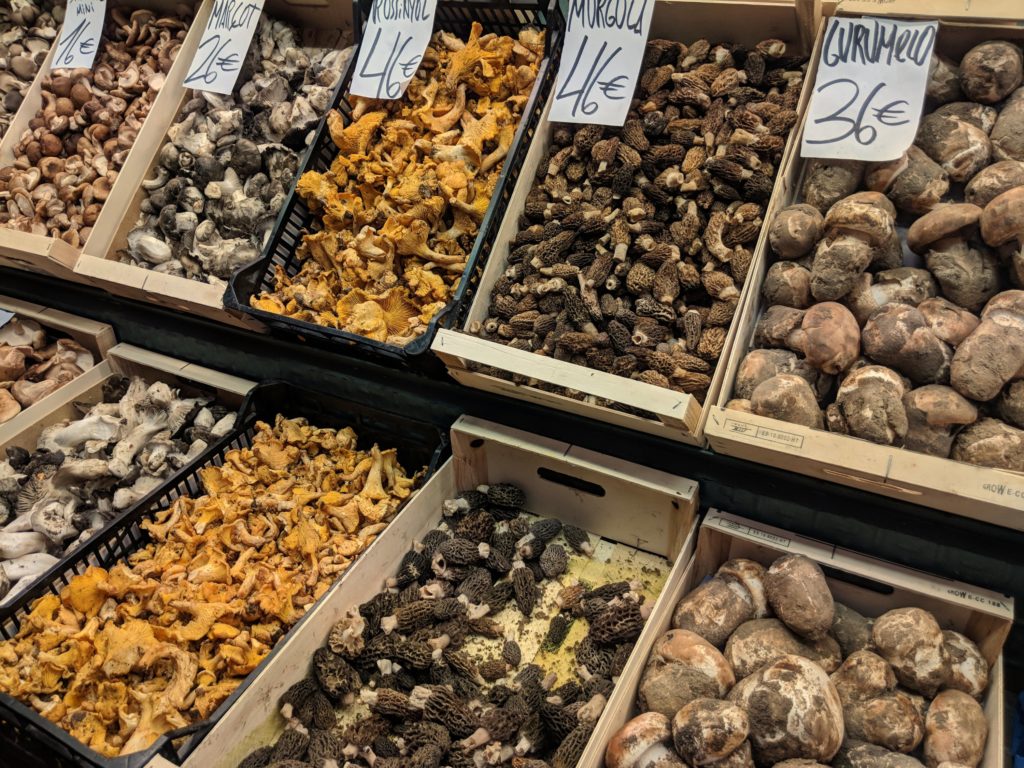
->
249, 22, 545, 346
0, 0, 62, 139
729, 39, 1024, 470
236, 482, 660, 768
0, 375, 234, 605
123, 16, 352, 283
472, 35, 806, 408
0, 414, 418, 757
606, 554, 991, 768
0, 5, 194, 247
0, 314, 95, 424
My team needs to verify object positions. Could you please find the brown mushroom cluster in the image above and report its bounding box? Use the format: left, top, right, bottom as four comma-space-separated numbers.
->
0, 0, 62, 139
0, 314, 95, 424
606, 554, 991, 768
471, 36, 806, 409
235, 482, 665, 768
0, 415, 418, 758
730, 39, 1024, 469
0, 6, 193, 248
249, 23, 545, 346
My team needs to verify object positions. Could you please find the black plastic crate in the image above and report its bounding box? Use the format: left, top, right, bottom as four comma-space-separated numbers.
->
0, 381, 449, 768
224, 0, 564, 364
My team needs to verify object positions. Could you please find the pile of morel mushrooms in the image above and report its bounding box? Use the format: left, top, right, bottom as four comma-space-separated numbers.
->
0, 375, 234, 605
729, 40, 1024, 470
250, 22, 545, 346
0, 415, 418, 757
123, 16, 352, 283
473, 37, 805, 409
0, 6, 194, 247
0, 315, 96, 424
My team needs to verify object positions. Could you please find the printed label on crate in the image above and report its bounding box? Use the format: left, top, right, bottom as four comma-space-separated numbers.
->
0, 310, 13, 329
349, 0, 439, 100
53, 0, 107, 69
723, 418, 804, 449
550, 0, 655, 126
183, 0, 267, 95
980, 480, 1024, 506
945, 586, 1012, 613
715, 515, 794, 549
801, 16, 937, 161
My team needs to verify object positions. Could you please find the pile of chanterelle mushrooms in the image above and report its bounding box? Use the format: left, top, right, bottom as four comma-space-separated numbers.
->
729, 40, 1024, 470
0, 315, 95, 424
0, 414, 418, 757
250, 22, 545, 346
0, 5, 194, 247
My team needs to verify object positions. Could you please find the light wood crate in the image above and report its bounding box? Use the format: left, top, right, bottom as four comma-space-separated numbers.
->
432, 0, 815, 445
585, 509, 1014, 768
169, 415, 699, 768
705, 12, 1024, 531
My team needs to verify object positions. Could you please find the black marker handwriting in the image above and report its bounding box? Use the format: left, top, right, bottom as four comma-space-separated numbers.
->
823, 18, 935, 67
358, 26, 415, 99
556, 36, 624, 117
56, 17, 95, 66
185, 34, 241, 85
807, 78, 911, 147
370, 0, 432, 24
566, 0, 648, 34
208, 0, 261, 32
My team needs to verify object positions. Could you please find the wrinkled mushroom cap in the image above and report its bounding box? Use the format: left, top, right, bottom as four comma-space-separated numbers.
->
825, 197, 896, 247
750, 374, 824, 429
980, 186, 1024, 248
965, 160, 1024, 208
769, 204, 825, 260
907, 204, 983, 254
792, 302, 861, 374
918, 298, 980, 346
960, 41, 1024, 104
904, 385, 978, 428
842, 190, 897, 219
605, 711, 677, 768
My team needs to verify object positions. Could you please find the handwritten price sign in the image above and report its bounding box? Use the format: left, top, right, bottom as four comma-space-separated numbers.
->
350, 0, 438, 100
801, 16, 937, 161
54, 0, 107, 70
185, 0, 265, 95
551, 0, 654, 126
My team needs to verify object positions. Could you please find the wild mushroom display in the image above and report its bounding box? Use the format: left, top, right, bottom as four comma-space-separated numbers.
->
0, 6, 194, 248
0, 0, 62, 139
0, 314, 96, 425
728, 39, 1024, 470
471, 36, 806, 410
606, 554, 991, 768
249, 23, 545, 345
235, 482, 668, 768
0, 414, 418, 757
0, 375, 235, 604
121, 17, 353, 283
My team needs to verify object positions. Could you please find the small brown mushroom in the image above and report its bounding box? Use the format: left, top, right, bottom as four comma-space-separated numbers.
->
0, 347, 27, 381
811, 198, 897, 301
802, 160, 865, 213
915, 114, 991, 183
952, 417, 1024, 470
734, 349, 831, 403
959, 41, 1023, 104
902, 385, 979, 457
907, 204, 983, 256
788, 302, 861, 374
992, 87, 1024, 162
750, 374, 824, 429
11, 378, 59, 407
862, 305, 952, 385
826, 366, 909, 446
763, 261, 813, 308
980, 186, 1024, 253
866, 146, 949, 215
845, 269, 937, 327
769, 204, 824, 259
965, 160, 1024, 207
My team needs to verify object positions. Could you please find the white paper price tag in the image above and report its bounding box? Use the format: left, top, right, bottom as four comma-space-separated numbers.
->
184, 0, 266, 95
349, 0, 438, 100
550, 0, 655, 126
801, 16, 937, 161
53, 0, 107, 70
0, 311, 14, 329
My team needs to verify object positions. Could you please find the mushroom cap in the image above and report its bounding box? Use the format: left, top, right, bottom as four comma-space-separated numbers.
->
750, 374, 824, 429
842, 190, 897, 219
959, 41, 1024, 104
769, 204, 825, 260
980, 186, 1024, 247
952, 417, 1024, 470
915, 114, 992, 183
792, 302, 861, 374
672, 698, 750, 766
965, 160, 1024, 207
605, 711, 675, 768
825, 197, 896, 247
924, 689, 988, 768
763, 261, 813, 309
980, 288, 1024, 318
838, 365, 909, 398
907, 204, 983, 254
649, 629, 736, 692
903, 385, 978, 428
933, 102, 999, 134
765, 554, 834, 640
0, 389, 21, 424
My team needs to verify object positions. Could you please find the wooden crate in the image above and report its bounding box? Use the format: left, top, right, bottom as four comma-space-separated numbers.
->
705, 14, 1024, 531
74, 0, 353, 331
432, 0, 814, 446
167, 415, 700, 768
0, 293, 115, 428
0, 0, 212, 281
586, 509, 1014, 768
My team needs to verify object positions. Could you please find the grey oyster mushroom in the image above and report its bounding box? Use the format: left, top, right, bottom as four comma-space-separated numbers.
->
234, 482, 656, 768
0, 376, 233, 603
473, 36, 807, 412
0, 7, 193, 248
122, 16, 354, 283
0, 0, 62, 140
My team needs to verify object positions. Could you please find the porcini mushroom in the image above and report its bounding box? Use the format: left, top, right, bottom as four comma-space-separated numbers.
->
903, 385, 979, 456
959, 41, 1023, 104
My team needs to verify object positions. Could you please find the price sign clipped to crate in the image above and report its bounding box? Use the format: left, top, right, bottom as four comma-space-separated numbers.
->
53, 0, 107, 69
183, 0, 267, 94
801, 16, 937, 160
349, 0, 439, 99
550, 0, 655, 125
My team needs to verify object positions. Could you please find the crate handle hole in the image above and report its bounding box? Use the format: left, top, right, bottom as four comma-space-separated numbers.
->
536, 467, 606, 497
470, 438, 485, 448
821, 564, 894, 596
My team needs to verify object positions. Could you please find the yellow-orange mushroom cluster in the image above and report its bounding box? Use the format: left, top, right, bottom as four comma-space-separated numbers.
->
0, 415, 418, 757
250, 23, 545, 345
